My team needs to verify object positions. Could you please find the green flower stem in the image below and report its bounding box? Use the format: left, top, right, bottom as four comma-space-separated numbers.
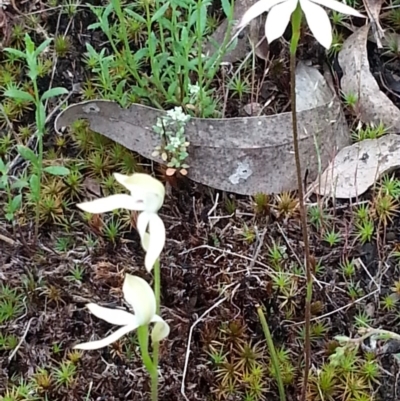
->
154, 259, 161, 314
32, 79, 43, 244
290, 6, 312, 401
137, 325, 157, 377
151, 258, 161, 401
257, 306, 286, 401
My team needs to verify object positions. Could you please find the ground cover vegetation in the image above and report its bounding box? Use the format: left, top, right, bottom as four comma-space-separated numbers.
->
1, 0, 400, 401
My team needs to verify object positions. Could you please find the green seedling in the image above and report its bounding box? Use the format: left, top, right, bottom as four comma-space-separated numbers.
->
360, 357, 380, 384
53, 360, 77, 387
354, 310, 373, 329
241, 223, 256, 244
355, 219, 374, 244
268, 242, 286, 268
340, 259, 356, 278
208, 346, 228, 366
228, 74, 251, 100
354, 203, 370, 223
347, 281, 364, 300
4, 34, 69, 242
54, 35, 71, 57
32, 367, 53, 392
54, 237, 73, 252
67, 265, 85, 282
342, 90, 358, 109
323, 229, 341, 247
224, 195, 237, 215
103, 218, 123, 244
327, 30, 344, 56
308, 204, 330, 229
0, 333, 19, 350
85, 0, 235, 115
352, 121, 388, 142
0, 284, 24, 323
387, 9, 400, 30
379, 174, 400, 199
373, 193, 398, 225
380, 294, 398, 311
253, 192, 270, 215
331, 10, 346, 25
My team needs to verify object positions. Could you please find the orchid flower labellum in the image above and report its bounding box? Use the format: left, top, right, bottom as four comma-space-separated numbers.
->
74, 274, 170, 350
77, 173, 166, 272
236, 0, 364, 49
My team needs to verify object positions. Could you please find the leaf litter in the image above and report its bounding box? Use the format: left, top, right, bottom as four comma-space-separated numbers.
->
3, 1, 400, 401
56, 62, 349, 195
312, 23, 400, 198
311, 134, 400, 198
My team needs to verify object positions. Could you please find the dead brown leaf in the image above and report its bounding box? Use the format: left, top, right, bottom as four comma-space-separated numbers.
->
338, 24, 400, 133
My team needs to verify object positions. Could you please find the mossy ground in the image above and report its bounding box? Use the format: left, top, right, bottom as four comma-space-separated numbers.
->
1, 1, 400, 401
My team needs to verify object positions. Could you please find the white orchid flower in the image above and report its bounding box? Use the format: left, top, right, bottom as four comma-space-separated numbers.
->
77, 173, 166, 272
74, 274, 170, 350
236, 0, 364, 49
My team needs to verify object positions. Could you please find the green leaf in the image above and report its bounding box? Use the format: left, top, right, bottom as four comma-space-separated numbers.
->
5, 213, 14, 222
43, 166, 70, 176
0, 158, 7, 174
29, 174, 40, 201
35, 102, 46, 132
125, 9, 146, 23
221, 0, 233, 18
27, 65, 38, 81
3, 48, 26, 59
4, 89, 35, 102
33, 38, 53, 58
41, 87, 68, 101
17, 145, 39, 167
151, 2, 170, 22
24, 33, 36, 54
10, 194, 22, 213
11, 178, 28, 190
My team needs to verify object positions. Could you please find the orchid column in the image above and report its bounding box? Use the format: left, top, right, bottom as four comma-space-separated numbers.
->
236, 2, 364, 400
75, 173, 168, 401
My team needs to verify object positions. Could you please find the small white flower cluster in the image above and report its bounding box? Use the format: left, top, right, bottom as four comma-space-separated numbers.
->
152, 106, 190, 172
189, 83, 200, 98
166, 106, 191, 123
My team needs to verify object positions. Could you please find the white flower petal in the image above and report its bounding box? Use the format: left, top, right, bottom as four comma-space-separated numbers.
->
141, 232, 150, 252
300, 0, 332, 49
151, 315, 170, 343
74, 324, 137, 350
311, 0, 364, 17
137, 211, 151, 245
114, 172, 131, 189
145, 214, 166, 272
265, 0, 298, 43
237, 0, 287, 30
123, 274, 156, 325
77, 194, 145, 214
86, 303, 136, 326
114, 173, 165, 212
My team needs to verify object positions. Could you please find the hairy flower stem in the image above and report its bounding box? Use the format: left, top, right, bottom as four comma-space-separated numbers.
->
290, 6, 312, 401
151, 259, 161, 401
